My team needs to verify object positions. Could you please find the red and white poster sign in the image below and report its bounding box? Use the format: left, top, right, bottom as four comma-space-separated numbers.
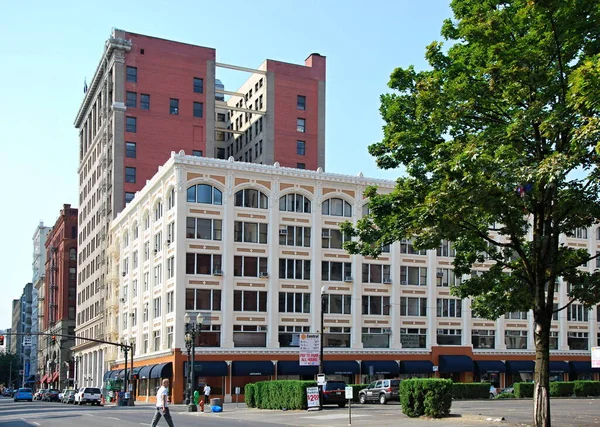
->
592, 347, 600, 368
299, 334, 321, 366
306, 386, 320, 409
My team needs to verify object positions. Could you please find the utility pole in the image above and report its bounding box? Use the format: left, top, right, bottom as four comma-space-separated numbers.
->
9, 360, 12, 388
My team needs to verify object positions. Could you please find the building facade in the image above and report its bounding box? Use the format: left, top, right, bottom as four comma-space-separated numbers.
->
39, 204, 78, 390
106, 153, 600, 404
73, 28, 326, 388
32, 221, 51, 387
19, 283, 34, 386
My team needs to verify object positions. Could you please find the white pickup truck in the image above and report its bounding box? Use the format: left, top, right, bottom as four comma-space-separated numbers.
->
75, 387, 102, 405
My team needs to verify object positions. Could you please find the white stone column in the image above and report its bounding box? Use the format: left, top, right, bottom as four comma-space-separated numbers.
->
266, 183, 280, 348
221, 173, 235, 349
427, 249, 437, 348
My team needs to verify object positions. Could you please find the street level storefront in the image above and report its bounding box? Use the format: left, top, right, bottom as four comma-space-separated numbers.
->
474, 360, 506, 387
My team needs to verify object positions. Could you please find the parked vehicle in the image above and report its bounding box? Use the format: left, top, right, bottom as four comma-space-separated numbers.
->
74, 387, 102, 405
321, 381, 347, 407
359, 379, 400, 404
62, 389, 76, 404
43, 389, 60, 402
14, 388, 33, 402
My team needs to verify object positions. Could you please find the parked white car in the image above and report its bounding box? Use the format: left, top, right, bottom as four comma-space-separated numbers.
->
74, 387, 102, 405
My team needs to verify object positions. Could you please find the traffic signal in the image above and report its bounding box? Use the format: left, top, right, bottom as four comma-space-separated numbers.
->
51, 336, 56, 345
0, 335, 4, 346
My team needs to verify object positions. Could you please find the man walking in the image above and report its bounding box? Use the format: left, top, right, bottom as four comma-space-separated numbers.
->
151, 379, 174, 427
203, 383, 211, 405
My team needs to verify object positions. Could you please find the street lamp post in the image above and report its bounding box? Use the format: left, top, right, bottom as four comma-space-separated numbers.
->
184, 313, 203, 413
319, 285, 329, 409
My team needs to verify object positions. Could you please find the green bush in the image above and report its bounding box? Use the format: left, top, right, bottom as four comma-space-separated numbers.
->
244, 383, 257, 408
573, 381, 600, 397
496, 392, 516, 399
549, 382, 574, 397
349, 384, 368, 402
452, 383, 491, 399
514, 382, 534, 398
400, 378, 452, 418
248, 380, 317, 410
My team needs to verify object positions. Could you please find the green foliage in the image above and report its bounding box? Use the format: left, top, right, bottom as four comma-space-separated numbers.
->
400, 379, 452, 418
350, 384, 368, 402
452, 382, 490, 399
573, 381, 600, 397
549, 382, 574, 397
244, 383, 256, 408
0, 352, 20, 388
496, 392, 516, 399
514, 382, 534, 398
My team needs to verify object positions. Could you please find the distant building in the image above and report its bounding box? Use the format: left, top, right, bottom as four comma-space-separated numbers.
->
31, 221, 51, 386
10, 299, 21, 357
74, 28, 326, 388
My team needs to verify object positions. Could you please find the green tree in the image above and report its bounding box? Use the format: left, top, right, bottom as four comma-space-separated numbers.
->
0, 352, 21, 388
341, 1, 600, 426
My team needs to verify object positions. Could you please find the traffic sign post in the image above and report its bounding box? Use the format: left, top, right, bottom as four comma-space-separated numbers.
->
345, 386, 353, 425
235, 386, 240, 408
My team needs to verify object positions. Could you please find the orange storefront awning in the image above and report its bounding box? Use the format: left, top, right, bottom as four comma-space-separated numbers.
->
40, 375, 47, 383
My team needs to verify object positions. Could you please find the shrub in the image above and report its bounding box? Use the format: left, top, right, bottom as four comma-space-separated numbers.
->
452, 383, 490, 399
549, 382, 574, 397
514, 382, 534, 398
400, 378, 452, 418
349, 384, 368, 402
245, 383, 256, 408
249, 380, 317, 410
496, 392, 516, 399
573, 381, 600, 397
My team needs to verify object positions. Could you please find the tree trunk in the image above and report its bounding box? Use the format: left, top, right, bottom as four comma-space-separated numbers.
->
533, 313, 551, 427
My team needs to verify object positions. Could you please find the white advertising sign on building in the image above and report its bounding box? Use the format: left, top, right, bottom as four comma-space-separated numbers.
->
299, 334, 321, 366
592, 347, 600, 369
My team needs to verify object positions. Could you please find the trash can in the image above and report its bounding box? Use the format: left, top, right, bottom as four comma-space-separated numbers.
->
210, 397, 222, 407
118, 392, 128, 406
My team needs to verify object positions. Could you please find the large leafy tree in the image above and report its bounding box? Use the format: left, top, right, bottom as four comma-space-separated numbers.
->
342, 1, 600, 426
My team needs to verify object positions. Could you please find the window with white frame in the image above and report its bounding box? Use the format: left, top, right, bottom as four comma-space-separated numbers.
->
133, 251, 138, 269
122, 257, 129, 275
400, 266, 427, 286
437, 239, 456, 257
278, 292, 311, 313
153, 330, 161, 351
234, 221, 268, 243
154, 201, 163, 221
233, 256, 268, 277
233, 324, 267, 347
279, 325, 310, 347
186, 253, 222, 275
122, 313, 127, 330
186, 217, 222, 240
324, 326, 351, 348
143, 303, 149, 322
362, 295, 390, 315
123, 232, 129, 248
505, 330, 527, 349
322, 198, 352, 217
279, 193, 311, 213
233, 290, 267, 312
437, 298, 463, 318
144, 241, 150, 261
154, 264, 162, 286
322, 261, 352, 281
133, 223, 139, 240
279, 259, 311, 280
437, 329, 462, 345
144, 213, 150, 230
568, 331, 589, 350
362, 263, 391, 283
400, 239, 427, 255
143, 272, 149, 292
505, 311, 528, 320
400, 297, 427, 316
167, 188, 175, 210
321, 228, 351, 249
234, 189, 268, 209
279, 225, 311, 247
166, 291, 174, 313
132, 308, 137, 327
154, 232, 162, 253
187, 184, 223, 205
472, 329, 495, 349
132, 279, 138, 297
401, 328, 427, 348
167, 257, 174, 279
362, 327, 390, 348
436, 268, 461, 287
185, 288, 222, 311
143, 333, 148, 353
153, 297, 161, 318
567, 304, 589, 322
167, 222, 175, 243
167, 326, 174, 348
323, 293, 352, 314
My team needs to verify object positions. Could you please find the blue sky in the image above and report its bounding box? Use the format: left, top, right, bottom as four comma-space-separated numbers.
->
0, 0, 452, 328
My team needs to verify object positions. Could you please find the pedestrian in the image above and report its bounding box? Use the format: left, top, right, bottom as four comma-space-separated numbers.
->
203, 383, 211, 405
151, 379, 174, 427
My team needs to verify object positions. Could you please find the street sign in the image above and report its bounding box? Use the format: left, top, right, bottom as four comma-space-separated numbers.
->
432, 365, 439, 372
235, 387, 240, 395
299, 333, 321, 366
23, 335, 32, 347
317, 374, 326, 385
345, 386, 353, 400
306, 386, 320, 409
592, 347, 600, 368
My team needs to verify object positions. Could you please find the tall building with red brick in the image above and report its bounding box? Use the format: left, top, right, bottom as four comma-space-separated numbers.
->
39, 204, 78, 391
73, 28, 326, 387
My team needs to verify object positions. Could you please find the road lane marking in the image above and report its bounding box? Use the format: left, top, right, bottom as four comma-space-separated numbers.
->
32, 423, 40, 426
106, 417, 120, 420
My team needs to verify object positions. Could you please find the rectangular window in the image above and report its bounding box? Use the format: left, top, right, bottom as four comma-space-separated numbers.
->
321, 228, 350, 249
167, 326, 174, 348
400, 297, 427, 316
153, 264, 162, 286
233, 290, 268, 312
143, 333, 148, 353
126, 91, 137, 108
278, 292, 311, 313
140, 93, 150, 110
472, 329, 495, 349
234, 221, 268, 243
505, 330, 528, 349
362, 264, 391, 284
153, 330, 161, 351
568, 331, 588, 350
362, 295, 391, 315
186, 217, 222, 240
186, 253, 222, 275
437, 329, 462, 345
324, 326, 351, 348
193, 102, 203, 118
153, 297, 161, 318
143, 303, 149, 322
170, 98, 179, 115
126, 66, 137, 83
125, 167, 136, 183
279, 325, 310, 347
321, 261, 352, 281
297, 95, 306, 110
279, 226, 311, 247
437, 239, 456, 257
436, 268, 461, 287
436, 298, 463, 318
233, 324, 266, 347
297, 140, 306, 155
193, 77, 204, 93
297, 118, 305, 133
126, 116, 137, 133
125, 192, 135, 204
297, 163, 305, 169
362, 327, 390, 349
192, 150, 203, 157
185, 288, 222, 311
401, 239, 427, 255
167, 291, 174, 313
143, 272, 149, 292
323, 294, 352, 314
567, 304, 589, 322
125, 142, 136, 158
167, 256, 175, 279
233, 256, 268, 277
400, 266, 427, 286
167, 222, 175, 243
278, 258, 311, 280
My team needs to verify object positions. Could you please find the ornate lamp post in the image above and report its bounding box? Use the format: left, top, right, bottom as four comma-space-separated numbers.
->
184, 312, 203, 412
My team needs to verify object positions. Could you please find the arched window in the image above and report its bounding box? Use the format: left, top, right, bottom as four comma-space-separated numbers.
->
69, 248, 77, 261
235, 189, 268, 209
279, 193, 311, 213
154, 200, 163, 221
144, 212, 150, 230
187, 184, 223, 205
322, 198, 352, 217
132, 222, 139, 239
123, 232, 129, 247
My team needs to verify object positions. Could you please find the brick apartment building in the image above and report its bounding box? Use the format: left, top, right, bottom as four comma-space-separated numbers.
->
73, 28, 326, 388
39, 204, 78, 390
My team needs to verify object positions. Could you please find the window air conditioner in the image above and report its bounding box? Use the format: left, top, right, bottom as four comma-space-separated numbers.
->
344, 276, 353, 282
321, 230, 330, 238
401, 280, 407, 285
213, 269, 223, 276
122, 272, 126, 277
383, 277, 392, 284
436, 272, 444, 277
279, 229, 288, 235
259, 272, 269, 278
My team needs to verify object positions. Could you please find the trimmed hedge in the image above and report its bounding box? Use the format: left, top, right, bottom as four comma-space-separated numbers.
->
400, 378, 452, 418
349, 384, 368, 402
549, 382, 574, 397
452, 382, 490, 399
514, 382, 534, 398
244, 383, 257, 408
573, 381, 600, 397
496, 392, 516, 399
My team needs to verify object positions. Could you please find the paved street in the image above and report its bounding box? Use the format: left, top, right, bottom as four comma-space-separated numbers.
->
1, 397, 599, 427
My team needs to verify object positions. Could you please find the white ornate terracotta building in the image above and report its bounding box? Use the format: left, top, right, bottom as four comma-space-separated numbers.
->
105, 152, 599, 404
